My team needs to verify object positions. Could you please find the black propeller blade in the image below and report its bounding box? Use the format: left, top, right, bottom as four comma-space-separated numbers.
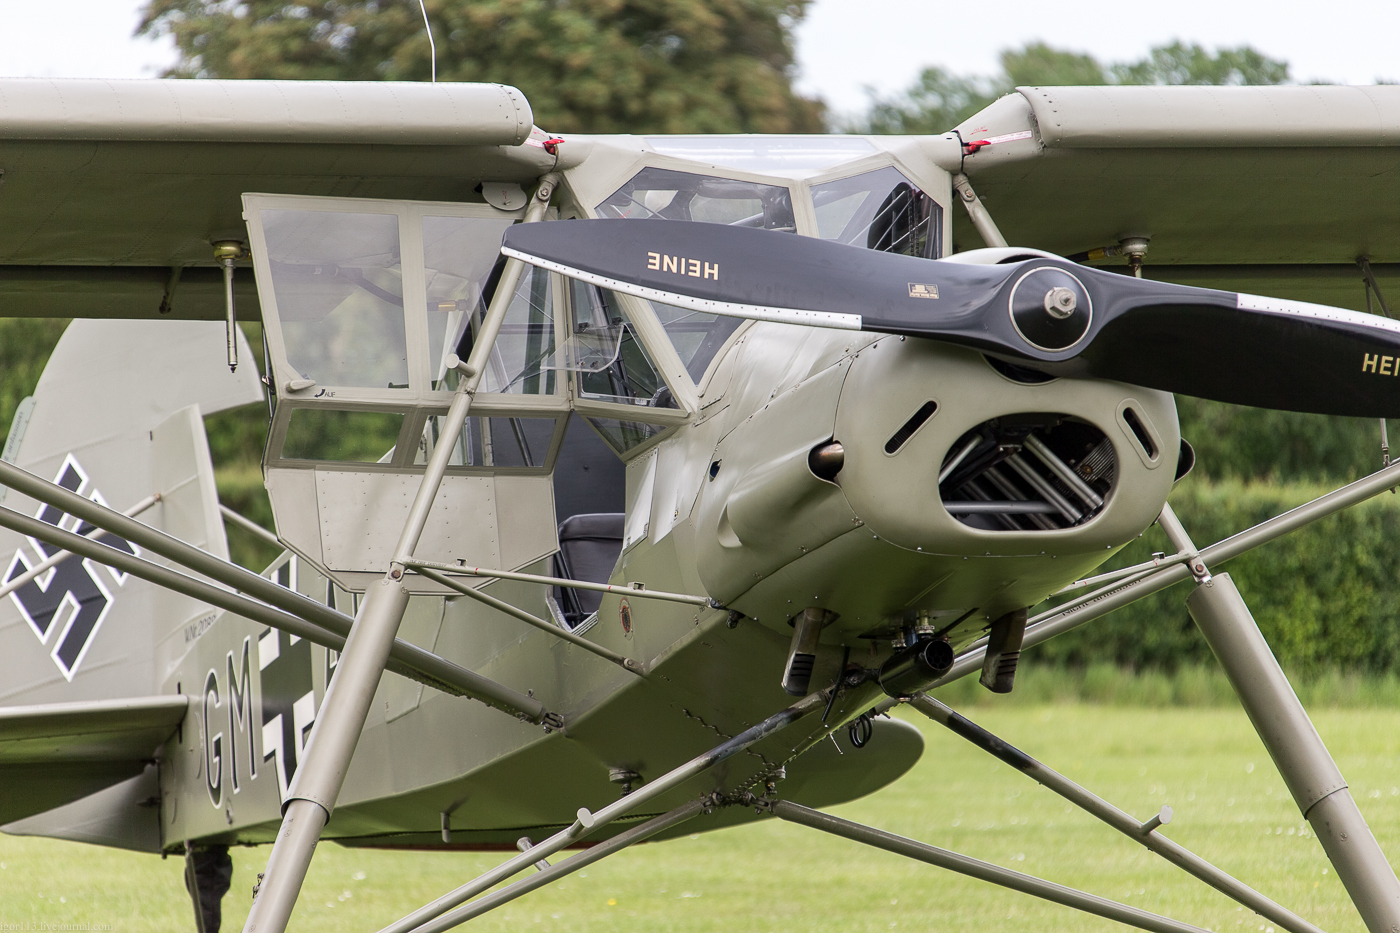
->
502, 219, 1400, 417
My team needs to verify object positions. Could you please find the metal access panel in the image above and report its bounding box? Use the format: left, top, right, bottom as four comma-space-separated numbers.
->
264, 469, 557, 593
243, 193, 570, 593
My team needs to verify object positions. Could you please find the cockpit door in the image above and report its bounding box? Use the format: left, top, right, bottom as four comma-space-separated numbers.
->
243, 193, 569, 593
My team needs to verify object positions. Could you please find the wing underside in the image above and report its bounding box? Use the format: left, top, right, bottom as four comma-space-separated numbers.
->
0, 78, 551, 320
6, 80, 1400, 321
953, 85, 1400, 310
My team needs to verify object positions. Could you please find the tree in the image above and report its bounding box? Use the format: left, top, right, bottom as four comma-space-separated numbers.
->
1001, 42, 1108, 88
1112, 41, 1289, 86
862, 40, 1288, 134
137, 0, 825, 134
863, 67, 998, 136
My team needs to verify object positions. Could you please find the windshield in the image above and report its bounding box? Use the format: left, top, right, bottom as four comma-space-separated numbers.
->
648, 301, 742, 382
812, 166, 942, 259
596, 167, 796, 233
562, 283, 677, 409
447, 264, 558, 395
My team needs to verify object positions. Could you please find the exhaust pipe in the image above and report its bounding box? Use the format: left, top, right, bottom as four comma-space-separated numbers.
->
878, 638, 955, 698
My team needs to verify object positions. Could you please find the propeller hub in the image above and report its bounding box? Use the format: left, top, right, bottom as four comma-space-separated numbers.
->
1008, 267, 1092, 352
1044, 286, 1078, 319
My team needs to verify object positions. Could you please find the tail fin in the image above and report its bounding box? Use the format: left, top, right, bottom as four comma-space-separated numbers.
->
0, 319, 262, 706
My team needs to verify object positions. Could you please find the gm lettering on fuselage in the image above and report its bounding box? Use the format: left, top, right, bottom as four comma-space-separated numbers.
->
646, 252, 719, 280
199, 556, 325, 809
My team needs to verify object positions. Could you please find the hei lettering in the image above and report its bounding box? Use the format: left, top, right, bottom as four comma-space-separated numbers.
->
1363, 353, 1400, 376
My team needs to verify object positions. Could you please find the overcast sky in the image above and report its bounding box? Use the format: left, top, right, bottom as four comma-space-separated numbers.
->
1, 0, 1397, 119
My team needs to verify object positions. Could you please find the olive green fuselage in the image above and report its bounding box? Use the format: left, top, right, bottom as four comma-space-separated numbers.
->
160, 322, 1178, 852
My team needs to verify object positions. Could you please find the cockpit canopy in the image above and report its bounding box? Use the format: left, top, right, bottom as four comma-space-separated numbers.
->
238, 136, 949, 589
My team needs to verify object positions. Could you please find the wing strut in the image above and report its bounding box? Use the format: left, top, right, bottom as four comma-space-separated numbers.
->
0, 491, 159, 602
378, 688, 827, 933
909, 695, 1325, 933
1162, 504, 1400, 933
0, 458, 549, 722
0, 501, 546, 721
853, 468, 1400, 933
771, 800, 1212, 933
416, 800, 707, 930
951, 172, 1008, 249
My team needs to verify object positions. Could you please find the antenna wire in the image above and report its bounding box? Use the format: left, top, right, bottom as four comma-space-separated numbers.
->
418, 0, 437, 82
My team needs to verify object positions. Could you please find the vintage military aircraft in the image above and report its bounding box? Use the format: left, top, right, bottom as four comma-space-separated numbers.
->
3, 75, 1400, 933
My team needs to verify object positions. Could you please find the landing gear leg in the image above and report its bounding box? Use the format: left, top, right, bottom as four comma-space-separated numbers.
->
1161, 504, 1400, 933
184, 843, 233, 933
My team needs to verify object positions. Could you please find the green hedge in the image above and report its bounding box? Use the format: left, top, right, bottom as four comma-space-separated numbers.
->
929, 662, 1400, 708
215, 463, 283, 572
1029, 477, 1400, 675
1177, 396, 1387, 483
0, 319, 68, 435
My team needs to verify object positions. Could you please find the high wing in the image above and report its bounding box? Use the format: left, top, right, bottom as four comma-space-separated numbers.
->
952, 85, 1400, 310
0, 78, 551, 320
8, 79, 1400, 320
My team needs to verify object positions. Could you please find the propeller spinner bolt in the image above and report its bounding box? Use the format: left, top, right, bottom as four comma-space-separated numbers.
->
1008, 267, 1092, 351
1044, 287, 1078, 319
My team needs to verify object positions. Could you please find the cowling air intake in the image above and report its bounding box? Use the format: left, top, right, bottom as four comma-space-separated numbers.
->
502, 219, 1400, 417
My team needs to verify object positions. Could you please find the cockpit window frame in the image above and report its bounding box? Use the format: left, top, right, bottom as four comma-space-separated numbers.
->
563, 147, 949, 400
245, 191, 579, 476
567, 158, 810, 402
807, 163, 946, 260
245, 192, 579, 406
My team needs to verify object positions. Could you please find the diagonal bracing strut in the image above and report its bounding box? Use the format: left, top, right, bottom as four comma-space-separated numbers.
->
414, 565, 643, 673
404, 557, 716, 609
1161, 504, 1400, 933
909, 694, 1325, 933
0, 503, 552, 723
380, 689, 828, 933
0, 491, 159, 600
405, 800, 709, 933
772, 800, 1211, 933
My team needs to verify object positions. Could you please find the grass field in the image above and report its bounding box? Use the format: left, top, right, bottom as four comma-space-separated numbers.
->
3, 700, 1399, 933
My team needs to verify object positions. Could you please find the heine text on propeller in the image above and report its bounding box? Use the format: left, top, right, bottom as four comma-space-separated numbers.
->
1362, 353, 1400, 375
646, 252, 719, 280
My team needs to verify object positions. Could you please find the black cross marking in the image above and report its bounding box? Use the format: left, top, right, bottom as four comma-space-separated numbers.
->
258, 557, 316, 801
4, 456, 136, 679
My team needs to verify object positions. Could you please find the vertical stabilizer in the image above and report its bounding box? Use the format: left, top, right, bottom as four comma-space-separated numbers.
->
0, 320, 262, 706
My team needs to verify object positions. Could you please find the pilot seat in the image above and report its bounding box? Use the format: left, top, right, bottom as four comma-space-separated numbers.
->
553, 513, 624, 627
